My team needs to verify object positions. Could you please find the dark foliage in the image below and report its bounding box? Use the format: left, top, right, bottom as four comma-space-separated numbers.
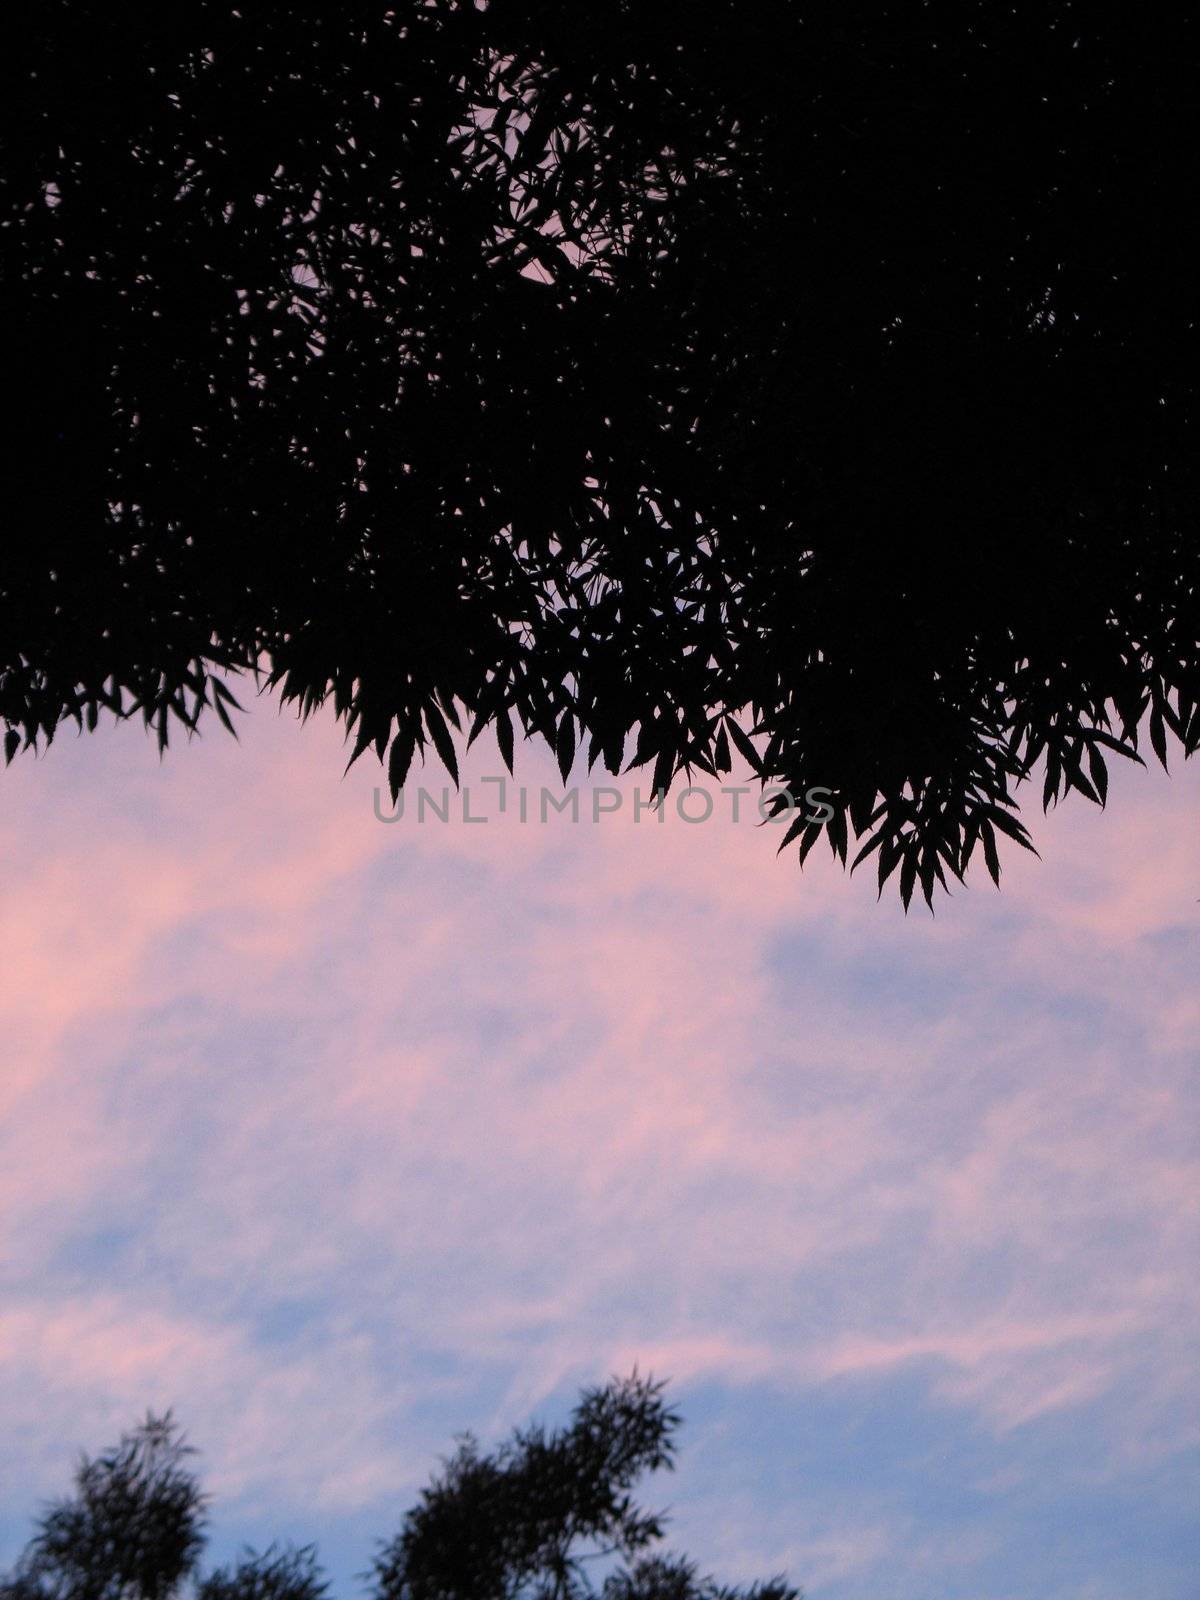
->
197, 1548, 328, 1600
0, 1379, 796, 1600
1, 1414, 206, 1600
3, 3, 1196, 903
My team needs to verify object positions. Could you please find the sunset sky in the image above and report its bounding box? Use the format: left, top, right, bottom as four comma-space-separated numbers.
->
1, 696, 1197, 1600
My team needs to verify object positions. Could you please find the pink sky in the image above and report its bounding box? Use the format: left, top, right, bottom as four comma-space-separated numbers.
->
1, 698, 1197, 1599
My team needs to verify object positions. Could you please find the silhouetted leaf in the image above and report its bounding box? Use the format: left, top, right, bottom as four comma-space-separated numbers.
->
724, 717, 763, 779
899, 852, 917, 911
1150, 706, 1169, 770
496, 705, 515, 776
1087, 743, 1109, 806
387, 728, 417, 802
556, 711, 576, 781
424, 703, 459, 787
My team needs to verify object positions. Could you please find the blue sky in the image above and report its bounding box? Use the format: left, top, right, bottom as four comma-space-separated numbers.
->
0, 699, 1197, 1600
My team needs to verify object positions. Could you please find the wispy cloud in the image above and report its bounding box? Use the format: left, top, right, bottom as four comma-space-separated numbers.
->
1, 705, 1196, 1598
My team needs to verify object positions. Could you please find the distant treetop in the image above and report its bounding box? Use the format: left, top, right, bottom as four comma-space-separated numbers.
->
0, 1374, 799, 1600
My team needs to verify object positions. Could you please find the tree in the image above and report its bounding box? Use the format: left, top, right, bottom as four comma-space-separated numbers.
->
0, 1377, 797, 1600
3, 3, 1196, 904
1, 1413, 208, 1600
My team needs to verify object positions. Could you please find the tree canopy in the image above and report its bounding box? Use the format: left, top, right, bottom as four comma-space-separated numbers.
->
3, 2, 1196, 904
0, 1374, 798, 1600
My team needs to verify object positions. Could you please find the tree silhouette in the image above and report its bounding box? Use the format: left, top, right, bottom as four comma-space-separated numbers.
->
4, 4, 1196, 903
0, 1413, 207, 1600
0, 1377, 797, 1600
